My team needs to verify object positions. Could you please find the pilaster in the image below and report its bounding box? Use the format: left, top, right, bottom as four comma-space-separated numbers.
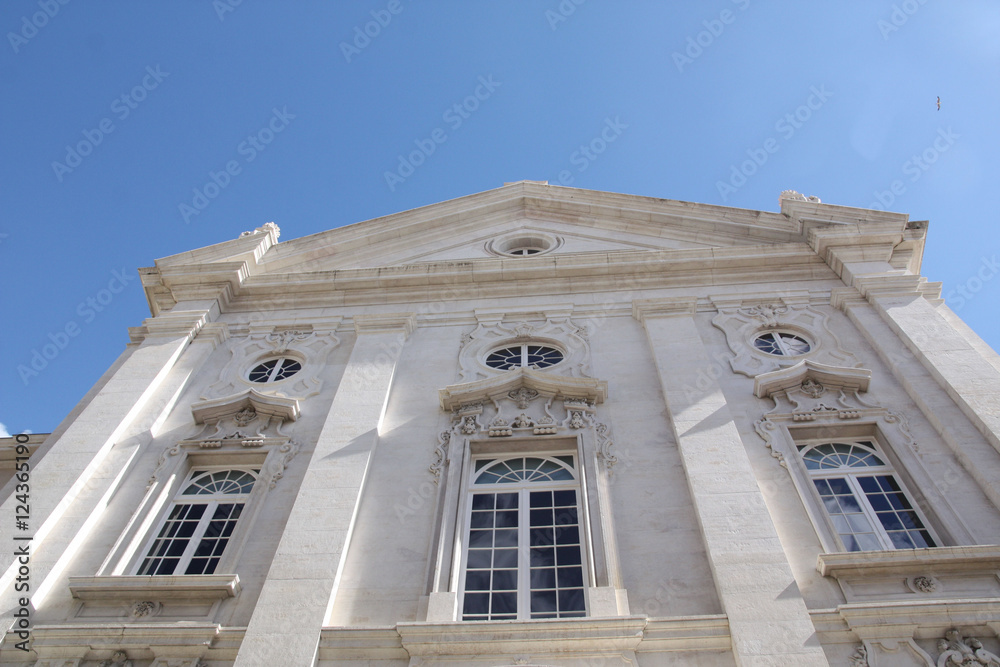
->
234, 313, 416, 666
633, 298, 828, 667
0, 299, 223, 625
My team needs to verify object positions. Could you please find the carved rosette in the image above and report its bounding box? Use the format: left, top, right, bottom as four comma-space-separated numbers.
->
456, 316, 593, 381
711, 299, 858, 377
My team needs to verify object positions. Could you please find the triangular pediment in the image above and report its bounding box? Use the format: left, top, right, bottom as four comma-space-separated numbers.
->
252, 182, 804, 275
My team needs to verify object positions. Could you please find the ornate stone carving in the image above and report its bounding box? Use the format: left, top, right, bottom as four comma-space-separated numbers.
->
739, 302, 788, 328
233, 406, 257, 426
129, 600, 160, 619
461, 415, 479, 435
488, 416, 512, 437
754, 418, 786, 468
595, 422, 617, 473
712, 299, 858, 377
779, 189, 821, 203
99, 651, 132, 667
849, 644, 869, 667
457, 315, 593, 381
430, 431, 449, 484
909, 575, 938, 593
265, 329, 311, 353
512, 413, 535, 428
260, 441, 300, 490
508, 387, 539, 409
568, 411, 586, 429
800, 377, 825, 398
936, 630, 1000, 667
147, 443, 182, 487
239, 221, 280, 239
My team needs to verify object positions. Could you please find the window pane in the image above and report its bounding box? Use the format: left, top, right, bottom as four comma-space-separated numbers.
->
558, 588, 585, 613
492, 570, 517, 591
466, 550, 491, 569
530, 568, 556, 589
531, 547, 555, 567
493, 548, 517, 568
465, 571, 491, 591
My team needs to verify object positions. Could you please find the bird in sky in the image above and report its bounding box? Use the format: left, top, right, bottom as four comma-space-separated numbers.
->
937, 96, 941, 110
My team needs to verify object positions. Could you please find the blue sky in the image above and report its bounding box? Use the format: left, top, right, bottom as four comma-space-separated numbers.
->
2, 1, 999, 435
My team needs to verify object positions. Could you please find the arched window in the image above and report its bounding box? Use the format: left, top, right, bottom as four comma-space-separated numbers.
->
137, 469, 258, 575
460, 456, 586, 621
800, 441, 936, 551
753, 331, 811, 356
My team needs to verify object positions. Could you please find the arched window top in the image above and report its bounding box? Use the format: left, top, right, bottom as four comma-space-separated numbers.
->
473, 456, 576, 485
800, 442, 885, 470
181, 469, 258, 496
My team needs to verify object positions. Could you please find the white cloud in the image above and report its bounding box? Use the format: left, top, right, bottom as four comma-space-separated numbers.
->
0, 422, 11, 438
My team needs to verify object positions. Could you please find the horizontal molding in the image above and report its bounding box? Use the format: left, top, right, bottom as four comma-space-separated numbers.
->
68, 574, 241, 602
817, 545, 1000, 578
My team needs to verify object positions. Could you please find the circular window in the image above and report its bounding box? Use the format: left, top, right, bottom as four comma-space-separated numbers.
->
487, 233, 561, 258
248, 357, 302, 383
753, 332, 811, 356
485, 344, 564, 370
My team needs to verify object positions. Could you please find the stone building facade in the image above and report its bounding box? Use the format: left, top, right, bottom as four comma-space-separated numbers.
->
3, 182, 1000, 666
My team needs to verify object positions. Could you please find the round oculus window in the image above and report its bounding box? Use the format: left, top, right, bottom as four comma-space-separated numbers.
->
485, 344, 564, 370
753, 332, 811, 356
248, 357, 302, 383
487, 234, 561, 258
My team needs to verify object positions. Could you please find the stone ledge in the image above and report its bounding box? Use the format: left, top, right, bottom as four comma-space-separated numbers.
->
817, 545, 1000, 578
68, 574, 241, 602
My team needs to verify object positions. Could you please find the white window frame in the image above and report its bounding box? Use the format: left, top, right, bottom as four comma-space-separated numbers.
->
798, 440, 939, 552
247, 356, 302, 384
753, 331, 811, 356
457, 453, 589, 621
484, 344, 565, 371
135, 467, 259, 576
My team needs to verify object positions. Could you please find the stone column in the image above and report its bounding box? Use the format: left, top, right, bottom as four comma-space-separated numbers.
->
0, 300, 222, 617
234, 313, 416, 667
633, 298, 828, 667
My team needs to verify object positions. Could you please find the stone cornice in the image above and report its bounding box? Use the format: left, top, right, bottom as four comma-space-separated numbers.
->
68, 574, 241, 602
439, 367, 608, 411
754, 360, 872, 398
190, 389, 300, 424
816, 544, 1000, 578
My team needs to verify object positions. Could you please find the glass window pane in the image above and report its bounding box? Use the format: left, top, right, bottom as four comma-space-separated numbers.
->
531, 547, 555, 567
492, 570, 517, 591
493, 549, 517, 568
493, 529, 518, 547
558, 588, 586, 613
463, 593, 489, 616
466, 550, 491, 569
491, 593, 517, 615
530, 568, 556, 589
531, 590, 557, 615
471, 494, 495, 510
557, 566, 584, 588
556, 546, 582, 566
465, 571, 491, 591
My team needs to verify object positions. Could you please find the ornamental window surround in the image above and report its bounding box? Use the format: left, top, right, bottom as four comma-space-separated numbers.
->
459, 454, 588, 621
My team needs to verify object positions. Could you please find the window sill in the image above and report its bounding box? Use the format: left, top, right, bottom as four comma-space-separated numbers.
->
817, 545, 1000, 578
68, 574, 241, 603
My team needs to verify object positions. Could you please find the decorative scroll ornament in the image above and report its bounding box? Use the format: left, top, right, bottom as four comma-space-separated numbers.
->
595, 423, 617, 473
739, 302, 788, 328
849, 645, 869, 667
260, 441, 300, 490
430, 431, 450, 484
936, 630, 1000, 667
266, 329, 311, 353
129, 600, 160, 619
